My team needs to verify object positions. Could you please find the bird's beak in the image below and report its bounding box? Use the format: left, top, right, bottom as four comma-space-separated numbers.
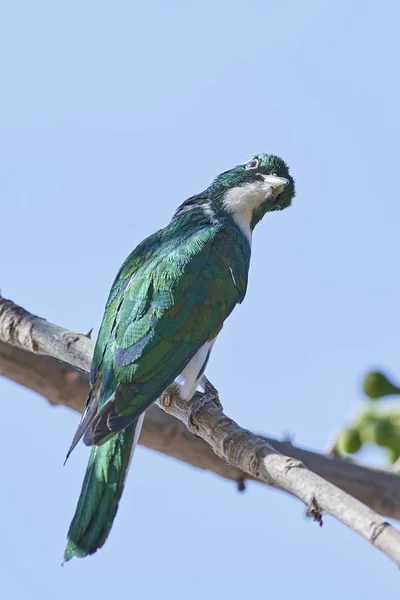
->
262, 175, 290, 195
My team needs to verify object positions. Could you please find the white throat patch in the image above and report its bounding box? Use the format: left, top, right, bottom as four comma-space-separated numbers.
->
223, 175, 276, 243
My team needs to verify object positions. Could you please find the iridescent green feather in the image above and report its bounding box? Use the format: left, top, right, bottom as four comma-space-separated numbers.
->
64, 153, 295, 562
64, 423, 137, 561
64, 211, 250, 562
111, 223, 249, 415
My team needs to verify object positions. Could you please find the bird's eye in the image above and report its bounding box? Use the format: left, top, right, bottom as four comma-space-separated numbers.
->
245, 159, 259, 170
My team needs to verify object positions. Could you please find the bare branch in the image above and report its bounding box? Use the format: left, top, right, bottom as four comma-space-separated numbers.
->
2, 295, 400, 566
3, 333, 400, 518
158, 388, 400, 566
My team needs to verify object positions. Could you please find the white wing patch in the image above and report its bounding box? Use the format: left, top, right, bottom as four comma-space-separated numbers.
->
229, 266, 238, 289
175, 339, 216, 400
123, 412, 145, 485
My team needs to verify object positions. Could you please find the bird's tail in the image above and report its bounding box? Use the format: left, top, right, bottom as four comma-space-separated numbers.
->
63, 414, 144, 562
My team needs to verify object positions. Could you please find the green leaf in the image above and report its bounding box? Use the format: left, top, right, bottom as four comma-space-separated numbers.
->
363, 371, 400, 400
337, 427, 362, 454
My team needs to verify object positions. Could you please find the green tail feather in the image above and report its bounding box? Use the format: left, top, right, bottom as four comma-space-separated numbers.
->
64, 421, 138, 562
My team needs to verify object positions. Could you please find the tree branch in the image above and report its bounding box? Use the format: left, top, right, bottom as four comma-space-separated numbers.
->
157, 388, 400, 565
2, 295, 400, 566
0, 341, 244, 483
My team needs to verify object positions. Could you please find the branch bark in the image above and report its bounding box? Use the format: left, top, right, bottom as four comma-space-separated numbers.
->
2, 296, 400, 566
157, 388, 400, 566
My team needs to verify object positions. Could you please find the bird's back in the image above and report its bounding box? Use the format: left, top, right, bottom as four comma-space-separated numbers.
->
84, 212, 250, 444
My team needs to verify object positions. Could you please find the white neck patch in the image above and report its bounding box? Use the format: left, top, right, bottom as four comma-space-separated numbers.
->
223, 176, 275, 243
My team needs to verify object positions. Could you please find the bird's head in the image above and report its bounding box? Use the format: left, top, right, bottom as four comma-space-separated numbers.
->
208, 154, 295, 232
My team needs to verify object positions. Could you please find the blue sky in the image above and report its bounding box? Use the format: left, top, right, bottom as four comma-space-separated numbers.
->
1, 0, 400, 596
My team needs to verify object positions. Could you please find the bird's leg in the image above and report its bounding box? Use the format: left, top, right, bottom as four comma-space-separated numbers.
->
159, 377, 222, 422
201, 374, 218, 396
158, 377, 223, 440
200, 374, 223, 410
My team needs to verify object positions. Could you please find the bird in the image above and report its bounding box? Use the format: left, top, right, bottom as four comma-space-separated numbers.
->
64, 153, 295, 561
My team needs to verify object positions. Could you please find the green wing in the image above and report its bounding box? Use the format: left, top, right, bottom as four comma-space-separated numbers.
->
72, 221, 250, 449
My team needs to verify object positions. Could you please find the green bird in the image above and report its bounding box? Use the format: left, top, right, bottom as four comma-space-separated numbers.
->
64, 153, 295, 561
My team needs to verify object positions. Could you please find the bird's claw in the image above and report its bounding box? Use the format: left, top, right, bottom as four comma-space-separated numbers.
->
201, 375, 223, 410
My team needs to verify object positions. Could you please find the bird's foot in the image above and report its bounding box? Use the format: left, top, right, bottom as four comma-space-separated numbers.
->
201, 375, 223, 410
